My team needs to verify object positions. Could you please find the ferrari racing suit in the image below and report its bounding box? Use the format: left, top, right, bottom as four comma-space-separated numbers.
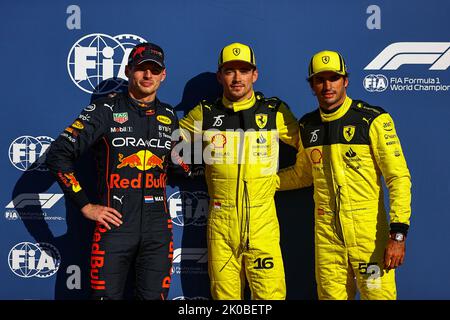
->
277, 96, 411, 299
179, 91, 299, 299
46, 92, 180, 299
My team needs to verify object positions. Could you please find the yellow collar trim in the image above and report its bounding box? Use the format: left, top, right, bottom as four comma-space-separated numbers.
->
222, 92, 256, 112
319, 96, 353, 122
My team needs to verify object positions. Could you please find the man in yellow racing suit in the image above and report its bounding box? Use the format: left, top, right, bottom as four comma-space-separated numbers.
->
277, 50, 412, 300
179, 43, 299, 299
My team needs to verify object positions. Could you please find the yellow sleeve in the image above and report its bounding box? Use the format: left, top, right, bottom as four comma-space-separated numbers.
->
178, 103, 203, 142
276, 133, 313, 190
276, 103, 300, 149
370, 113, 412, 225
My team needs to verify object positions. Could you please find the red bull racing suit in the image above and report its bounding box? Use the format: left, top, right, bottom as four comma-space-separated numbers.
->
46, 92, 180, 299
277, 96, 411, 299
179, 91, 299, 299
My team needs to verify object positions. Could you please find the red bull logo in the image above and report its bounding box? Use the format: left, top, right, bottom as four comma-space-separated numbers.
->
117, 153, 142, 168
133, 46, 146, 59
64, 172, 82, 193
91, 223, 107, 290
109, 173, 166, 189
117, 150, 165, 170
146, 154, 165, 169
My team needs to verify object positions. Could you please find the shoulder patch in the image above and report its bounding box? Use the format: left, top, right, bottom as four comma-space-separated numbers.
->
258, 93, 283, 111
83, 103, 96, 112
157, 115, 172, 125
267, 97, 282, 109
353, 100, 386, 116
255, 91, 264, 100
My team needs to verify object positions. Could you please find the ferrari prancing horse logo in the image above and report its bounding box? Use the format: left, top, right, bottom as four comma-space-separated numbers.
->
233, 48, 240, 56
322, 56, 330, 64
343, 125, 355, 142
255, 113, 268, 129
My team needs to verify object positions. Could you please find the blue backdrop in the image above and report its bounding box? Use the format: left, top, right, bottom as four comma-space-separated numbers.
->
1, 0, 449, 300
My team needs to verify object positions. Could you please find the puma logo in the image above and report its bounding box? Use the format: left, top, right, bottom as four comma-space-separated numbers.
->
113, 195, 124, 204
104, 103, 114, 111
362, 117, 371, 125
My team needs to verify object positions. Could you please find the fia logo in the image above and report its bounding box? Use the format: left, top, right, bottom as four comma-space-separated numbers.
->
67, 34, 147, 94
363, 74, 388, 92
168, 191, 209, 227
9, 136, 54, 171
8, 242, 61, 278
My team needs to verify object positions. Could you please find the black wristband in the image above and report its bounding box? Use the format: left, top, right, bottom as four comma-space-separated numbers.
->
390, 222, 409, 237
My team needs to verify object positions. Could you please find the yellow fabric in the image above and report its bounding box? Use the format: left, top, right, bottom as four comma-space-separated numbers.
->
219, 42, 256, 67
308, 50, 347, 78
180, 93, 299, 300
319, 95, 352, 122
278, 96, 411, 300
221, 92, 256, 112
179, 104, 203, 137
369, 113, 411, 225
276, 103, 301, 149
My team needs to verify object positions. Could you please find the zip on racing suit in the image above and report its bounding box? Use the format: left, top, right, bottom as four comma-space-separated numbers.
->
179, 91, 299, 299
277, 95, 411, 299
46, 92, 181, 299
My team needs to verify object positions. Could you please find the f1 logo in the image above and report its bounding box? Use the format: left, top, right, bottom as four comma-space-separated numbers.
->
364, 42, 450, 70
172, 248, 207, 263
6, 194, 64, 209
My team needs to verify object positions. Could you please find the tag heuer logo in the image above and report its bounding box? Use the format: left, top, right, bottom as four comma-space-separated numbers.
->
322, 56, 330, 64
233, 48, 240, 56
113, 112, 128, 124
